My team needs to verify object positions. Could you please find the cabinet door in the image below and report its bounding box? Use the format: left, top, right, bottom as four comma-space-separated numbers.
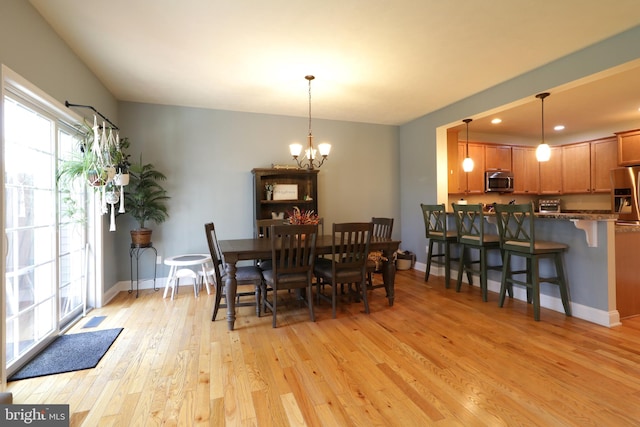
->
485, 145, 511, 171
591, 137, 618, 193
466, 143, 485, 194
562, 142, 591, 193
512, 146, 539, 194
539, 147, 563, 194
451, 142, 467, 194
617, 129, 640, 166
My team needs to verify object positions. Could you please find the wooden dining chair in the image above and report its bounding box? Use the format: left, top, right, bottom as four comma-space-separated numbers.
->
261, 224, 318, 327
451, 203, 502, 302
366, 217, 394, 293
255, 219, 283, 271
204, 222, 265, 321
493, 203, 572, 321
314, 222, 373, 318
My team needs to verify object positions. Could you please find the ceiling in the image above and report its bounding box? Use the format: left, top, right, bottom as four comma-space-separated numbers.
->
28, 0, 640, 140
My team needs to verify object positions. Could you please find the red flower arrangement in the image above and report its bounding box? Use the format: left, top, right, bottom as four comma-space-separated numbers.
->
287, 206, 320, 225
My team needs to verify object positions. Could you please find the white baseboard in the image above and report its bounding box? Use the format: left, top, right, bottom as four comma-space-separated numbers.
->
412, 261, 619, 328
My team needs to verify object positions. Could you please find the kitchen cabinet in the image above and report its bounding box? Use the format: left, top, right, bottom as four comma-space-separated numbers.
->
616, 128, 640, 166
466, 143, 486, 194
447, 130, 462, 194
562, 142, 591, 193
511, 146, 539, 194
615, 229, 640, 318
590, 136, 618, 193
252, 168, 319, 229
485, 145, 511, 171
539, 147, 563, 194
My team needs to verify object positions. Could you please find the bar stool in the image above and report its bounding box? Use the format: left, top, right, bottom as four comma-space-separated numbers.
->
451, 203, 502, 302
493, 203, 572, 321
420, 203, 470, 288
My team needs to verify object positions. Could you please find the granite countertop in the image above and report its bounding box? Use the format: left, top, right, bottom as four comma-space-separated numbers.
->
535, 211, 618, 221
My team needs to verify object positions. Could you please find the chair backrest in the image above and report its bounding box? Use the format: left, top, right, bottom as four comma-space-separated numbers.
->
256, 219, 283, 239
204, 222, 226, 284
371, 217, 394, 239
420, 203, 448, 238
451, 203, 486, 244
269, 224, 318, 276
331, 222, 373, 272
493, 203, 536, 253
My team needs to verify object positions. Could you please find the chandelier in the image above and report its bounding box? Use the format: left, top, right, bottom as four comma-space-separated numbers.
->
289, 75, 331, 169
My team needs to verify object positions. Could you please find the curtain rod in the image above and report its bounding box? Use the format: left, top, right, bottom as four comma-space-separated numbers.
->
65, 100, 119, 130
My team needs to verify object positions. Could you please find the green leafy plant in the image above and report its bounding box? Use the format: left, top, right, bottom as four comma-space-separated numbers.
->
124, 158, 170, 229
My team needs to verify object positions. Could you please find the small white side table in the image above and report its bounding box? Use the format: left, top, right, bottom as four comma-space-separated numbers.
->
163, 254, 212, 299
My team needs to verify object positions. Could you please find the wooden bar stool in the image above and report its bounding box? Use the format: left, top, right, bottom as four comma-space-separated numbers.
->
493, 203, 572, 321
420, 203, 470, 288
452, 203, 502, 302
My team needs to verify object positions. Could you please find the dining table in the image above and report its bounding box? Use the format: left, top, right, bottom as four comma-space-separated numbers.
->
218, 234, 401, 330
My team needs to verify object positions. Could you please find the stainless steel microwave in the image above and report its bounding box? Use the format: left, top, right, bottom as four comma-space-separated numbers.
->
485, 170, 514, 193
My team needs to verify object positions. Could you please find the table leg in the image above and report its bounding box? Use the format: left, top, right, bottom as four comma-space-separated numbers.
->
224, 261, 238, 330
382, 257, 396, 306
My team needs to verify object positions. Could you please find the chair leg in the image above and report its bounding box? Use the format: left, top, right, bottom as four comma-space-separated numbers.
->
308, 283, 315, 322
444, 242, 451, 288
456, 245, 466, 292
425, 240, 434, 281
255, 283, 261, 317
360, 278, 370, 314
332, 281, 337, 318
499, 251, 511, 307
531, 257, 541, 321
479, 247, 488, 302
271, 288, 277, 328
555, 253, 572, 316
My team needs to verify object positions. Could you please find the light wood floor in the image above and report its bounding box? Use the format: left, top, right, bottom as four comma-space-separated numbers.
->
7, 269, 640, 426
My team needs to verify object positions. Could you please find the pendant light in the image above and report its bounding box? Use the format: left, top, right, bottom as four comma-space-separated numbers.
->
535, 92, 551, 162
462, 118, 474, 172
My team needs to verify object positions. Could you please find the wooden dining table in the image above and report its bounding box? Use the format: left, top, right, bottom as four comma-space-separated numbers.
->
218, 235, 401, 330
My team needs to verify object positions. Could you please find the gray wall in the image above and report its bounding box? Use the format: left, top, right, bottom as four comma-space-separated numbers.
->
0, 0, 119, 291
115, 102, 400, 282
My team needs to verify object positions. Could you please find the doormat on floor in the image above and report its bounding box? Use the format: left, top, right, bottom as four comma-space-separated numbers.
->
82, 315, 106, 328
8, 328, 123, 381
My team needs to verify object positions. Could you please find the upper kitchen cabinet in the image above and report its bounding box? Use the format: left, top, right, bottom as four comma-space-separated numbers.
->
590, 136, 618, 193
562, 142, 591, 193
539, 147, 563, 194
465, 143, 486, 194
485, 144, 512, 171
511, 146, 539, 194
616, 129, 640, 166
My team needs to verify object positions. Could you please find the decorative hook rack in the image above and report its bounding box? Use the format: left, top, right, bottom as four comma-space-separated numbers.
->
65, 100, 119, 130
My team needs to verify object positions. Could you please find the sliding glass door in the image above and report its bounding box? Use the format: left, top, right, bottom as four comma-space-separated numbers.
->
3, 94, 86, 374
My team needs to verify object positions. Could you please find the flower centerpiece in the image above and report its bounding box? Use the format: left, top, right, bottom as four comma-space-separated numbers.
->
287, 206, 319, 225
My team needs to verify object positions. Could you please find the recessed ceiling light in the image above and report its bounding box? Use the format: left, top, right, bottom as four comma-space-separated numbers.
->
491, 118, 502, 124
554, 125, 565, 131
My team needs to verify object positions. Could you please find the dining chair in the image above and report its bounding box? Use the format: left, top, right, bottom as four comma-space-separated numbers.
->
204, 222, 265, 321
255, 219, 283, 270
261, 224, 318, 327
366, 217, 394, 293
451, 203, 502, 302
493, 203, 572, 321
314, 222, 373, 318
420, 203, 470, 288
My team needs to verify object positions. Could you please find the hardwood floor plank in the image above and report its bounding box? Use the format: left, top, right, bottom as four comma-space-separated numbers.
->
7, 270, 640, 425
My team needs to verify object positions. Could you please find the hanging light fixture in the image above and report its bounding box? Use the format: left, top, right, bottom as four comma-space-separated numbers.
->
535, 92, 551, 162
289, 75, 331, 169
462, 118, 474, 172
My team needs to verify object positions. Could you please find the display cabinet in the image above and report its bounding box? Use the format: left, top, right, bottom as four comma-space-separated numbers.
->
252, 168, 319, 228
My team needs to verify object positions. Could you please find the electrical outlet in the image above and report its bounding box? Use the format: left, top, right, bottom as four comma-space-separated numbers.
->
156, 255, 162, 264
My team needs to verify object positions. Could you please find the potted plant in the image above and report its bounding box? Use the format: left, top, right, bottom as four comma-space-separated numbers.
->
125, 157, 170, 246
